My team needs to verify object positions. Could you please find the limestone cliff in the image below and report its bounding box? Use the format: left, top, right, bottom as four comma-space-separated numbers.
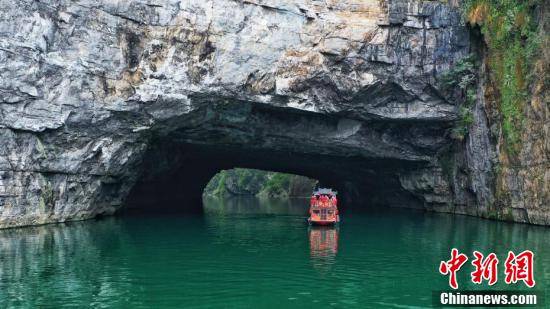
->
0, 0, 546, 228
459, 1, 549, 224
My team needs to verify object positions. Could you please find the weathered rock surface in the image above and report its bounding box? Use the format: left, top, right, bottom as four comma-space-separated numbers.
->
481, 4, 549, 225
0, 0, 543, 228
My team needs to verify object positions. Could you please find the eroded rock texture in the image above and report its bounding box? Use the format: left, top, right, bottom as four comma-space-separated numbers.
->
1, 0, 542, 228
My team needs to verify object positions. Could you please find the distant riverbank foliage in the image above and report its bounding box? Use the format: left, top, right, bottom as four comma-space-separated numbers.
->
204, 168, 318, 198
464, 0, 543, 154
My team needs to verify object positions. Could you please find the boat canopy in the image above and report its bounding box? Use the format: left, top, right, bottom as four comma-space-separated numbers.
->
313, 188, 337, 196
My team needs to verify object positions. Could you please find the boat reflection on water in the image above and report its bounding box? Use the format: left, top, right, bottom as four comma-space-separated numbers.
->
308, 226, 339, 272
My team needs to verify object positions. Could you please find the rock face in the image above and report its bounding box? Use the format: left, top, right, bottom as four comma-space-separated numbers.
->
477, 3, 549, 226
0, 0, 543, 228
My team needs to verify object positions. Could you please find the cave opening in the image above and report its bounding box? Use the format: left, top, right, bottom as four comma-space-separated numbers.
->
120, 142, 350, 215
120, 141, 427, 216
202, 168, 320, 199
201, 168, 320, 216
118, 99, 443, 217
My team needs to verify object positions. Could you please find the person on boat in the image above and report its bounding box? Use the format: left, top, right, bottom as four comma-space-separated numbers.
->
320, 194, 329, 207
310, 194, 318, 208
330, 195, 337, 207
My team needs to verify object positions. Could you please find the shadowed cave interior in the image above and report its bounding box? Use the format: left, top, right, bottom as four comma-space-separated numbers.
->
121, 144, 429, 215
120, 101, 447, 215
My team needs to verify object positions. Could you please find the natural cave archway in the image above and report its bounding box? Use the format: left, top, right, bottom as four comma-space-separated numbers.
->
121, 100, 450, 215
1, 0, 494, 230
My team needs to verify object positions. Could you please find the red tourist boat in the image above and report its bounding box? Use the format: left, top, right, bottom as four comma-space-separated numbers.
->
307, 188, 340, 226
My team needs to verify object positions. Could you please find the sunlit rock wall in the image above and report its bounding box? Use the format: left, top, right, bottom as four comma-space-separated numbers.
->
2, 0, 533, 228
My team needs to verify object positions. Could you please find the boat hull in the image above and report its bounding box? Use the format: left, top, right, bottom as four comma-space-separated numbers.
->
307, 218, 339, 226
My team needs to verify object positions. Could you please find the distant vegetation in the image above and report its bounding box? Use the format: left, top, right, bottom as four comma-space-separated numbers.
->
203, 168, 318, 198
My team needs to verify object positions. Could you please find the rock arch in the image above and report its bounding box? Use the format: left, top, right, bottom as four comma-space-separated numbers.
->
0, 0, 477, 228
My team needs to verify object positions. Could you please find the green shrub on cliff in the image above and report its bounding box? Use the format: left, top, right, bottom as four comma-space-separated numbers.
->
440, 55, 477, 140
464, 0, 542, 155
204, 170, 228, 196
258, 173, 292, 198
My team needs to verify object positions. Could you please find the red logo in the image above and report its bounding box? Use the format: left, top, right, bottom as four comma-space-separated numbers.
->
439, 248, 468, 289
439, 249, 535, 289
504, 250, 535, 288
471, 251, 499, 286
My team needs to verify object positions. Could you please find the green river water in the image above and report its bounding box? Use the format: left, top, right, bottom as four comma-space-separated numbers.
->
0, 197, 548, 308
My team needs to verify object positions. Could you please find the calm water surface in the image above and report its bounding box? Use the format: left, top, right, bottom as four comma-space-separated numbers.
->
0, 197, 548, 308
